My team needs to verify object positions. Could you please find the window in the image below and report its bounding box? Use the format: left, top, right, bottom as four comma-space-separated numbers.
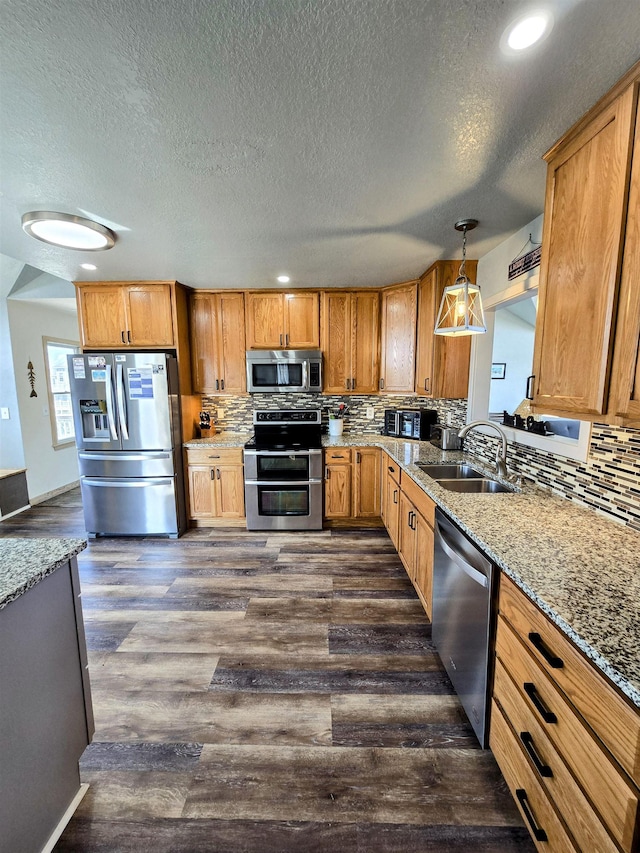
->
43, 337, 79, 448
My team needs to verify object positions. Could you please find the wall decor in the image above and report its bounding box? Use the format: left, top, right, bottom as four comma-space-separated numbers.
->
508, 234, 542, 280
491, 363, 506, 380
27, 360, 37, 397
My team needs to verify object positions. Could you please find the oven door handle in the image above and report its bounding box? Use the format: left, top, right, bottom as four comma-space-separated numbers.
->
244, 449, 321, 457
245, 479, 322, 486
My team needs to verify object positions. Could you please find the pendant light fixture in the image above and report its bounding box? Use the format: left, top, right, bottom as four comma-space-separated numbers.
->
434, 218, 486, 336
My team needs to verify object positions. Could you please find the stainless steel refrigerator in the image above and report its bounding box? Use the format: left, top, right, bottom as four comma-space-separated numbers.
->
68, 352, 186, 538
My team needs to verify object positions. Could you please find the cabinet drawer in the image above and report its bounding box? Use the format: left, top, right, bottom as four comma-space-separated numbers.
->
400, 474, 435, 527
493, 659, 618, 853
499, 574, 640, 783
186, 447, 243, 465
490, 700, 579, 853
325, 448, 352, 463
383, 455, 401, 485
496, 615, 639, 852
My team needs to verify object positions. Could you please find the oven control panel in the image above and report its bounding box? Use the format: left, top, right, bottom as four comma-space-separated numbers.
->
254, 409, 321, 424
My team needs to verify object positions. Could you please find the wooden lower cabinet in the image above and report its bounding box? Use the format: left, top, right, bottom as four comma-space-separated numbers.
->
396, 473, 435, 620
324, 447, 382, 525
381, 453, 401, 548
492, 574, 640, 853
186, 447, 245, 526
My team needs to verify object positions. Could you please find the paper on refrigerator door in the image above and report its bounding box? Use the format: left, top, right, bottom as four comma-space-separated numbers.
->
128, 367, 154, 399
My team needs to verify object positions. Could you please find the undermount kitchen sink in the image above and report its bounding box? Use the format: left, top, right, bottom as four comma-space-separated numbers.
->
436, 478, 514, 494
415, 463, 485, 479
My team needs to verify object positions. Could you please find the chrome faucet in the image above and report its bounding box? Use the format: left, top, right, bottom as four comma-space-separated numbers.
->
458, 420, 511, 480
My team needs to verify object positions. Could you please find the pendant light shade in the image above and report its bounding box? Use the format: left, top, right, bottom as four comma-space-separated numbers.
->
434, 219, 486, 336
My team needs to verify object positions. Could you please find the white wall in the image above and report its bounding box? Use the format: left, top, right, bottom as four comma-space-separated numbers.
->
489, 309, 535, 414
0, 255, 26, 470
7, 299, 79, 501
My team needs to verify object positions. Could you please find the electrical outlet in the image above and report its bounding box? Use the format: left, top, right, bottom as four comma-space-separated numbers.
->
446, 412, 453, 425
366, 406, 375, 420
217, 408, 224, 420
0, 407, 9, 420
42, 406, 49, 416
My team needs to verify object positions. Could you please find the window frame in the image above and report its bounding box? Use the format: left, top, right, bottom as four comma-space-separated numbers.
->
42, 336, 79, 450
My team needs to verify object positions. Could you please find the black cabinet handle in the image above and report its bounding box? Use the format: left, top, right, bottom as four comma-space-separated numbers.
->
220, 378, 225, 391
526, 374, 535, 400
215, 379, 219, 390
424, 378, 430, 392
519, 732, 553, 778
388, 466, 395, 472
528, 632, 563, 668
127, 330, 131, 343
379, 378, 385, 390
393, 489, 398, 504
523, 682, 557, 724
121, 330, 126, 343
515, 789, 548, 842
210, 468, 215, 480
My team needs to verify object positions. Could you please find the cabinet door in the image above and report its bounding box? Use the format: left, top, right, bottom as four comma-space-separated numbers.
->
214, 463, 245, 518
415, 268, 437, 396
380, 283, 417, 393
321, 291, 351, 393
324, 460, 352, 518
246, 293, 285, 348
126, 284, 174, 346
352, 291, 380, 393
384, 473, 400, 549
414, 511, 434, 620
397, 491, 416, 576
77, 285, 127, 347
610, 98, 640, 423
353, 448, 381, 518
217, 292, 247, 393
532, 85, 637, 416
188, 466, 216, 518
190, 293, 219, 393
285, 292, 320, 348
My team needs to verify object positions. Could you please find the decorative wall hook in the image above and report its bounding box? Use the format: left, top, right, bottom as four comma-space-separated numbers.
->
27, 361, 38, 397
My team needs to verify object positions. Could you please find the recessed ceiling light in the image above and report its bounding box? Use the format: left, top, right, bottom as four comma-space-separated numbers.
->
502, 9, 553, 53
80, 263, 97, 270
277, 275, 290, 283
21, 211, 117, 250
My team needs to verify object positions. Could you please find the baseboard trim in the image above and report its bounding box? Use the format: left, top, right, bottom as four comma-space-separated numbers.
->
30, 480, 80, 505
40, 782, 89, 853
0, 503, 31, 520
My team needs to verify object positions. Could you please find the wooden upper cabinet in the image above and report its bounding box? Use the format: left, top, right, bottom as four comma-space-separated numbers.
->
532, 75, 639, 418
245, 291, 319, 349
415, 261, 474, 399
380, 282, 417, 393
75, 281, 176, 348
321, 290, 379, 393
190, 292, 246, 394
610, 92, 640, 424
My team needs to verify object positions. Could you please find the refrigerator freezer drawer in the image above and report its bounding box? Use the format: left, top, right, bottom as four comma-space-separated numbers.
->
81, 477, 180, 536
78, 451, 175, 478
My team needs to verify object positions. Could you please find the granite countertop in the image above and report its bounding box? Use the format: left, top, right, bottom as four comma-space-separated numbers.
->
0, 538, 87, 611
185, 432, 252, 448
186, 431, 640, 707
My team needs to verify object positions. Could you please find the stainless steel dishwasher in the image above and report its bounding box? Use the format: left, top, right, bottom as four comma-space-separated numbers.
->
432, 509, 497, 747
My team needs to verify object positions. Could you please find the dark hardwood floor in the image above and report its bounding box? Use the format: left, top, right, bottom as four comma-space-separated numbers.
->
1, 490, 534, 852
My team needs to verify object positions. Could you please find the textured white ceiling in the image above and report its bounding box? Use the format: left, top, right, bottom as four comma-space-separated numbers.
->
1, 0, 640, 290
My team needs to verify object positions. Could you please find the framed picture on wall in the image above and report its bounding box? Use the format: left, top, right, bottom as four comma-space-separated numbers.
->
491, 362, 506, 380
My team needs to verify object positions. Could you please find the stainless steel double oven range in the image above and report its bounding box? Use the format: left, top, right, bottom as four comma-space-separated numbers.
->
244, 409, 323, 530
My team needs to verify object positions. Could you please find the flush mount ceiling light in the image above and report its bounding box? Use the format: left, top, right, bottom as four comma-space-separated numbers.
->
277, 275, 291, 283
21, 211, 116, 250
434, 219, 487, 337
502, 9, 553, 53
80, 263, 97, 270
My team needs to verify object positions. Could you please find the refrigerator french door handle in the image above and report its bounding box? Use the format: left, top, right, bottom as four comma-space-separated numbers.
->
116, 362, 130, 440
104, 365, 119, 441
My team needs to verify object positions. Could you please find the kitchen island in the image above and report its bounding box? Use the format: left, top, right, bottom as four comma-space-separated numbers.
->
0, 537, 93, 853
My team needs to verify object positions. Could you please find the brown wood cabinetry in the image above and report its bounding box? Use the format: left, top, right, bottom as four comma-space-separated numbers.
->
381, 452, 401, 548
190, 292, 246, 394
75, 281, 176, 348
186, 447, 245, 526
245, 291, 319, 349
396, 473, 435, 620
532, 63, 640, 423
321, 291, 380, 393
379, 282, 418, 393
492, 573, 640, 852
415, 260, 476, 399
324, 447, 381, 525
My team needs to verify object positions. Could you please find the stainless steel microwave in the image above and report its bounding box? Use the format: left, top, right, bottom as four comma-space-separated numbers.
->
246, 350, 323, 393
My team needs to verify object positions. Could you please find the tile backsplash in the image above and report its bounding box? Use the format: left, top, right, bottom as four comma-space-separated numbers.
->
201, 393, 640, 532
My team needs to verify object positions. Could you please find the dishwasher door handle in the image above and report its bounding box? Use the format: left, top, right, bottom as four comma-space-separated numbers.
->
436, 521, 489, 588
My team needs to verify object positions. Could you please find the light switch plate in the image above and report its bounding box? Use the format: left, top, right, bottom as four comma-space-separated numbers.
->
0, 407, 9, 420
366, 407, 375, 419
